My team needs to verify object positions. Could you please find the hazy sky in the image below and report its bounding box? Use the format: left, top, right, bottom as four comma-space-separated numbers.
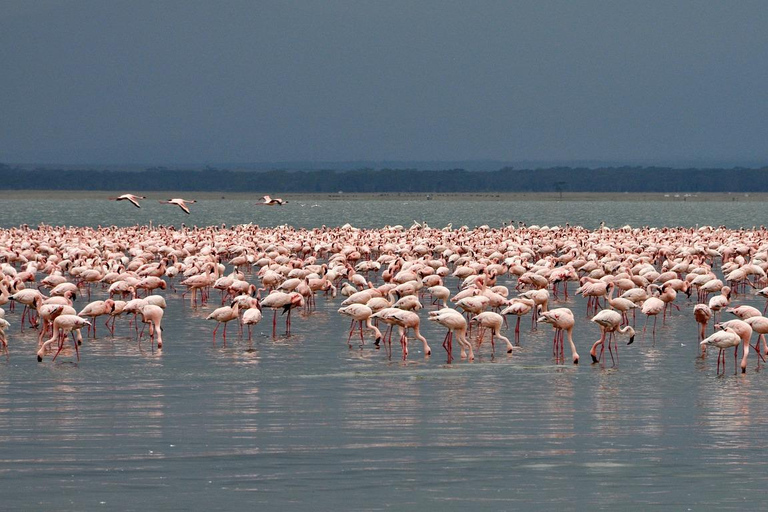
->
1, 1, 767, 165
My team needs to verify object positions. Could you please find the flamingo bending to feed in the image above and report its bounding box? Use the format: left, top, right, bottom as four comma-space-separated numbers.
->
37, 315, 90, 362
537, 308, 579, 364
109, 194, 146, 208
428, 308, 472, 361
138, 304, 164, 348
471, 311, 513, 354
500, 297, 534, 345
159, 198, 196, 214
338, 304, 382, 347
700, 327, 742, 374
712, 319, 755, 373
589, 309, 635, 365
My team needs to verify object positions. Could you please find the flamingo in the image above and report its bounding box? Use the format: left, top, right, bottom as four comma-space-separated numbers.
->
138, 304, 164, 348
206, 300, 241, 343
744, 316, 768, 358
109, 194, 146, 208
260, 291, 304, 336
693, 304, 713, 352
78, 299, 116, 338
159, 198, 196, 214
338, 304, 382, 347
241, 298, 263, 341
713, 319, 753, 373
37, 314, 90, 362
589, 309, 635, 365
537, 308, 579, 364
500, 297, 534, 345
428, 308, 473, 361
641, 294, 665, 339
470, 311, 513, 354
257, 195, 288, 206
700, 327, 742, 374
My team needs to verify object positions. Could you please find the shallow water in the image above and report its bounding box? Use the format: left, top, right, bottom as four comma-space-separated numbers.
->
0, 199, 766, 510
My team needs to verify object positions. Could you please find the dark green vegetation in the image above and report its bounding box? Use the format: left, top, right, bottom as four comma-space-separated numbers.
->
1, 164, 766, 193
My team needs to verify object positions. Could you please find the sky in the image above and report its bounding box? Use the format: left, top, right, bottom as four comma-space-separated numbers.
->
1, 1, 767, 167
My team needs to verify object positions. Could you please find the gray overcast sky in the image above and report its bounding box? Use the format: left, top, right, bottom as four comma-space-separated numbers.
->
1, 1, 767, 166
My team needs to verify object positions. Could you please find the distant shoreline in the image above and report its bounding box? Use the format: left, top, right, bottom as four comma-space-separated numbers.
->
0, 190, 762, 202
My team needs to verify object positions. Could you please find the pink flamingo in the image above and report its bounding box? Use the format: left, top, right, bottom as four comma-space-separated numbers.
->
78, 299, 116, 338
338, 304, 382, 347
257, 195, 288, 206
109, 193, 146, 208
589, 309, 635, 365
471, 311, 513, 354
700, 328, 742, 374
713, 319, 754, 373
206, 300, 241, 343
260, 291, 304, 336
138, 304, 164, 348
37, 314, 90, 362
693, 304, 713, 354
387, 309, 431, 359
500, 297, 534, 345
159, 198, 196, 214
428, 308, 472, 361
537, 308, 580, 364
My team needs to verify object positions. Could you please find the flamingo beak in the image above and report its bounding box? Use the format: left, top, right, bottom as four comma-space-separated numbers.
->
627, 335, 635, 345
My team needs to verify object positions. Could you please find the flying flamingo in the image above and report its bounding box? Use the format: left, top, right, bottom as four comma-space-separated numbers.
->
257, 195, 288, 206
589, 309, 635, 365
37, 314, 90, 362
159, 198, 196, 214
537, 308, 580, 364
109, 194, 146, 208
428, 308, 472, 361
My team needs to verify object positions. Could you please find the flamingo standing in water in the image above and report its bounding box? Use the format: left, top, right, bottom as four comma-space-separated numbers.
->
471, 311, 513, 354
589, 309, 635, 365
713, 319, 754, 373
206, 301, 241, 344
260, 291, 304, 336
500, 297, 534, 345
338, 304, 382, 347
138, 304, 164, 348
241, 298, 263, 341
693, 304, 713, 354
109, 194, 146, 208
37, 314, 90, 362
700, 327, 742, 374
428, 308, 473, 361
159, 198, 196, 214
537, 308, 580, 364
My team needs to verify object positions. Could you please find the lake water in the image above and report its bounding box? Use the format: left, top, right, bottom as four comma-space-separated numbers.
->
1, 198, 766, 511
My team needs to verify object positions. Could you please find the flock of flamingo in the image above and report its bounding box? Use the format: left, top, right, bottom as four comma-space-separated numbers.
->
1, 195, 767, 375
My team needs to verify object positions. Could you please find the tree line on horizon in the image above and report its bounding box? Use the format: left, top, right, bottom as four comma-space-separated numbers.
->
0, 164, 766, 193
